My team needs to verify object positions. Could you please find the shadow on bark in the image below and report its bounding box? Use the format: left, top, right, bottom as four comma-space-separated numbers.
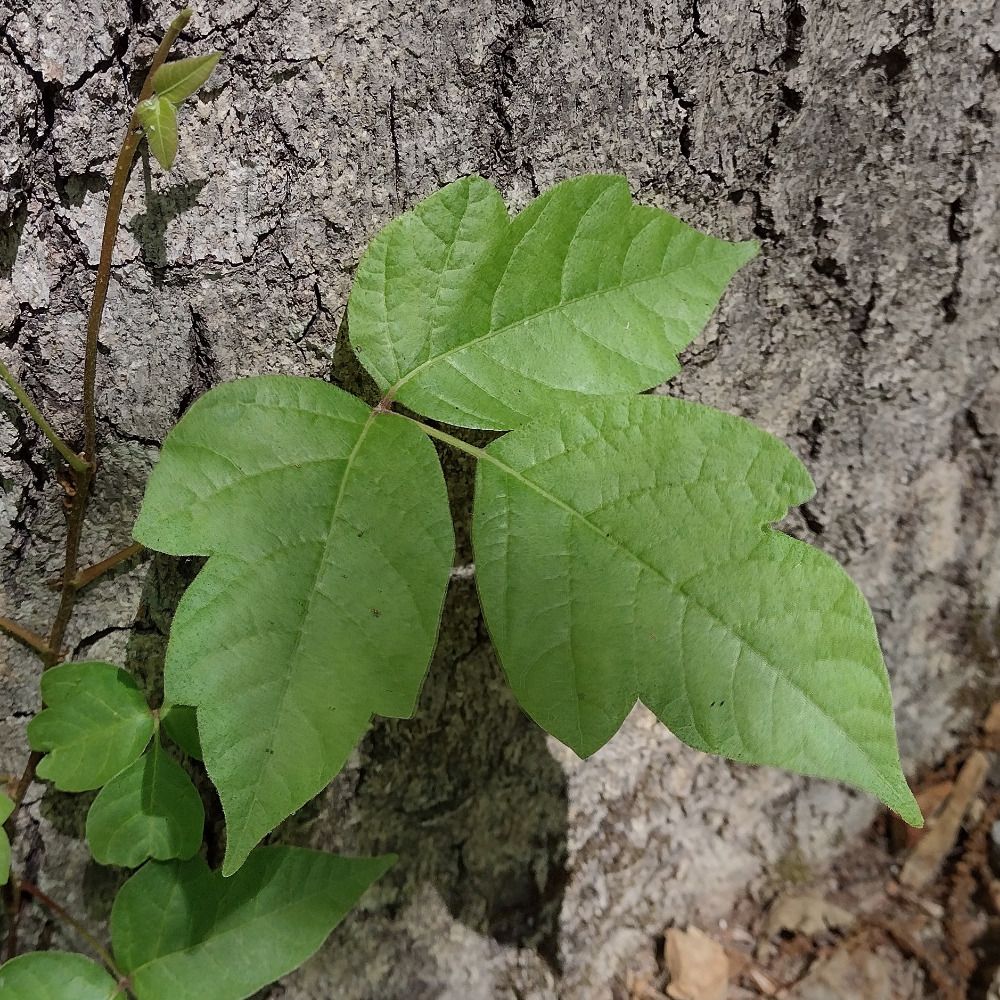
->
115, 565, 570, 970
129, 164, 208, 280
0, 201, 27, 282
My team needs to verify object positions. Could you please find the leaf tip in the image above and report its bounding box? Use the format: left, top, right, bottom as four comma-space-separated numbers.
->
892, 787, 924, 829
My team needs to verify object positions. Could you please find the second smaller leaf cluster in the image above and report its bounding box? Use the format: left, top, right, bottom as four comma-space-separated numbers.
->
136, 52, 220, 170
27, 661, 204, 868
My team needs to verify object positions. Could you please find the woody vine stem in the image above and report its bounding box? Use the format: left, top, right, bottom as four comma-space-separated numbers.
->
0, 9, 193, 962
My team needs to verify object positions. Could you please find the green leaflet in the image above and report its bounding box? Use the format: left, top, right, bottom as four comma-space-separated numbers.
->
86, 738, 205, 867
110, 847, 394, 999
133, 376, 454, 873
0, 792, 12, 885
472, 396, 921, 826
0, 952, 122, 999
160, 703, 202, 759
348, 175, 756, 430
152, 52, 221, 104
136, 96, 178, 171
28, 662, 154, 792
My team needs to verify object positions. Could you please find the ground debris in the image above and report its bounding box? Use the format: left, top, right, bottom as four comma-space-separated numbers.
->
900, 750, 990, 891
786, 949, 892, 1000
765, 892, 856, 939
664, 926, 729, 1000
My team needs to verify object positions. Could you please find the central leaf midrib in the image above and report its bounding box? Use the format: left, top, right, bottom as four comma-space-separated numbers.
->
479, 447, 898, 794
389, 265, 700, 397
228, 410, 379, 848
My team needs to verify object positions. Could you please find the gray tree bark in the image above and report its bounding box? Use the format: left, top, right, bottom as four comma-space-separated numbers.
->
1, 0, 998, 996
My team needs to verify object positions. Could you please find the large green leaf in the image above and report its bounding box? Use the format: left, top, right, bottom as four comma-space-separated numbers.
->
28, 662, 154, 792
348, 174, 756, 430
110, 847, 394, 1000
133, 376, 453, 873
472, 396, 921, 824
86, 738, 205, 867
0, 952, 122, 999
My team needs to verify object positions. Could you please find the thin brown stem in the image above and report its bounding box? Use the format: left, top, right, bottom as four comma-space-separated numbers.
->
82, 6, 192, 464
49, 541, 147, 591
17, 879, 126, 982
0, 361, 90, 474
0, 616, 52, 657
1, 10, 195, 963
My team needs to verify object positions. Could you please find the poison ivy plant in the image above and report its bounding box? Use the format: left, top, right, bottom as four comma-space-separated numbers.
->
0, 847, 392, 1000
135, 173, 921, 875
26, 660, 208, 870
136, 52, 220, 170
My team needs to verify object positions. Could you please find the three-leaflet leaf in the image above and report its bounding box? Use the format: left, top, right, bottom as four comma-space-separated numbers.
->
133, 173, 921, 876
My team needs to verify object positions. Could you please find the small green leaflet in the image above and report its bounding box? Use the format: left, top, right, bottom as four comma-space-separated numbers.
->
151, 52, 221, 104
86, 738, 205, 867
348, 174, 756, 430
137, 52, 219, 171
133, 376, 454, 873
28, 662, 154, 792
0, 792, 12, 885
0, 952, 122, 999
136, 96, 178, 171
110, 847, 394, 999
472, 397, 921, 825
160, 703, 202, 759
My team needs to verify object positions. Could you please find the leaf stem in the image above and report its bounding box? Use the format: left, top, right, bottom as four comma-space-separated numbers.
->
0, 616, 52, 658
16, 878, 126, 983
0, 361, 90, 474
400, 415, 490, 461
48, 541, 147, 591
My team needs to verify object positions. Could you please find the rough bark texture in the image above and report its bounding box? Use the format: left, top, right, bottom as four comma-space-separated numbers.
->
1, 0, 998, 996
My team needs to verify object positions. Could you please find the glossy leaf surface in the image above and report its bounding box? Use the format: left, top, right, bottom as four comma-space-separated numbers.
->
28, 662, 154, 792
133, 376, 453, 872
472, 396, 921, 825
349, 175, 756, 429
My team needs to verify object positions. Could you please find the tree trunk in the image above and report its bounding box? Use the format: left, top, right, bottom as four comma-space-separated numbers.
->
1, 0, 997, 996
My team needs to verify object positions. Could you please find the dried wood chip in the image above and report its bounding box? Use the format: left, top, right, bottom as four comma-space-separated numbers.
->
900, 750, 990, 891
665, 927, 729, 1000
